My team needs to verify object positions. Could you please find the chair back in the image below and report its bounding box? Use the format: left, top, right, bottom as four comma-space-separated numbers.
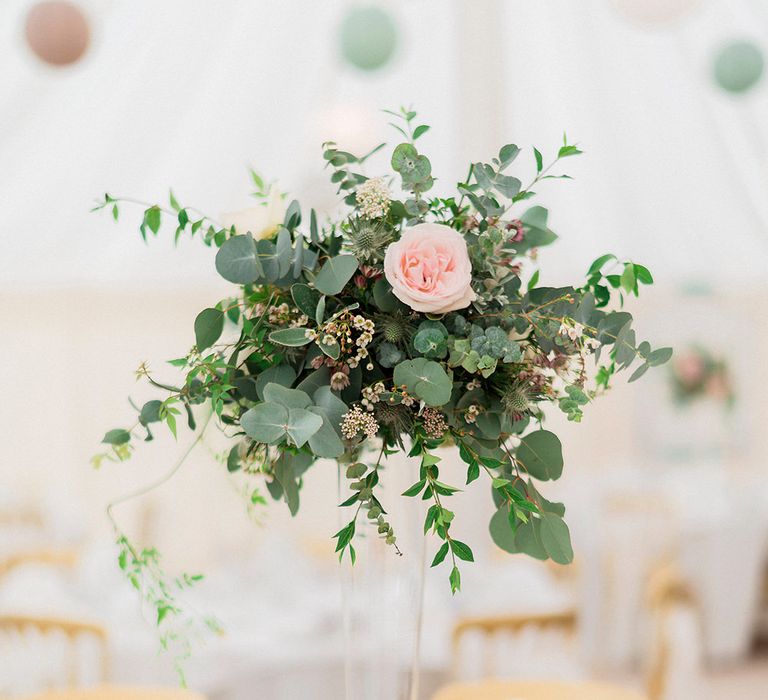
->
0, 615, 109, 689
645, 563, 699, 700
0, 548, 79, 578
451, 610, 578, 678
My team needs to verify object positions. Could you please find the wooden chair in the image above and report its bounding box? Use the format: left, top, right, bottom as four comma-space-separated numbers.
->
0, 615, 109, 688
644, 564, 699, 700
451, 610, 578, 679
0, 548, 79, 578
21, 689, 206, 700
432, 679, 646, 700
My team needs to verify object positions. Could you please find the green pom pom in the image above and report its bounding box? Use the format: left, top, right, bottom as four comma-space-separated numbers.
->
339, 7, 399, 72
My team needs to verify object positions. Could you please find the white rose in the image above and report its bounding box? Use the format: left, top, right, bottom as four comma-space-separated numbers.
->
221, 187, 286, 240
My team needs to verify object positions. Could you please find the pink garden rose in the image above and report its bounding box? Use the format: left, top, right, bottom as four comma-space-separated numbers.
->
383, 223, 476, 314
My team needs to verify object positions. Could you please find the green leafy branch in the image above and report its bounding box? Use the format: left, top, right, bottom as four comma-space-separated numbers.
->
402, 434, 472, 594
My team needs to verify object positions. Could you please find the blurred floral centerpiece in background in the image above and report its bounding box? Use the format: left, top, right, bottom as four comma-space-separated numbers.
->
670, 345, 734, 408
94, 107, 669, 626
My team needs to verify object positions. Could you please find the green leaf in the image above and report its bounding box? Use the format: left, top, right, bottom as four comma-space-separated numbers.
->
268, 327, 313, 347
263, 383, 311, 409
518, 206, 558, 250
516, 430, 564, 481
533, 147, 544, 173
306, 407, 345, 458
255, 365, 296, 401
647, 347, 673, 366
144, 206, 161, 235
413, 124, 431, 140
402, 479, 426, 497
139, 400, 162, 426
227, 444, 241, 473
449, 565, 461, 594
285, 408, 323, 448
393, 358, 452, 406
615, 322, 637, 368
215, 235, 262, 284
372, 278, 400, 312
102, 428, 131, 445
194, 308, 224, 351
314, 255, 359, 296
431, 542, 449, 567
312, 386, 348, 429
539, 513, 574, 564
241, 403, 288, 444
296, 366, 330, 396
450, 540, 474, 562
499, 144, 520, 168
318, 337, 341, 360
291, 284, 321, 318
587, 253, 616, 275
275, 227, 293, 277
628, 362, 649, 383
620, 264, 636, 295
558, 144, 582, 158
633, 263, 654, 285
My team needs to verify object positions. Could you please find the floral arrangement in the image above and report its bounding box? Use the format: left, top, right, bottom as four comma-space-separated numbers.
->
670, 346, 734, 407
95, 107, 670, 606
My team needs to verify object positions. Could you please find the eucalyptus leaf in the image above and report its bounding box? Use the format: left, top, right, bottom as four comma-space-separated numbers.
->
241, 403, 288, 444
194, 308, 224, 351
269, 327, 313, 347
263, 383, 312, 409
255, 365, 297, 400
285, 408, 323, 447
539, 513, 573, 564
516, 430, 563, 481
215, 235, 262, 284
291, 283, 321, 318
393, 358, 452, 406
314, 255, 359, 295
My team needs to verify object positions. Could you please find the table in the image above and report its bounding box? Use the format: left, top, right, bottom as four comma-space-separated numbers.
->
24, 688, 205, 700
432, 680, 646, 700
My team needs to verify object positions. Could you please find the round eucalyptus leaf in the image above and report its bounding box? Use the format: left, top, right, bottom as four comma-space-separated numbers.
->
215, 235, 262, 284
241, 403, 288, 444
314, 255, 359, 296
194, 307, 224, 351
393, 358, 451, 406
413, 328, 448, 358
516, 430, 563, 481
307, 407, 345, 458
255, 365, 297, 401
285, 408, 323, 448
102, 428, 131, 445
489, 506, 516, 553
263, 383, 312, 409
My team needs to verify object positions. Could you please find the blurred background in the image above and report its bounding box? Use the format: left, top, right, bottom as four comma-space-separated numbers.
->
1, 0, 768, 698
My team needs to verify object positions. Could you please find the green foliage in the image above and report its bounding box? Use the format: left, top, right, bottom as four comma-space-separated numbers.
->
393, 358, 452, 406
96, 108, 666, 641
194, 308, 224, 351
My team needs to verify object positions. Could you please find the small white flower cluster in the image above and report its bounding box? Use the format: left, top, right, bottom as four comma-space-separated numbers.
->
361, 381, 387, 411
341, 405, 380, 440
465, 405, 480, 423
558, 321, 600, 351
255, 302, 308, 327
422, 407, 448, 438
466, 378, 481, 391
356, 177, 391, 219
345, 315, 375, 369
